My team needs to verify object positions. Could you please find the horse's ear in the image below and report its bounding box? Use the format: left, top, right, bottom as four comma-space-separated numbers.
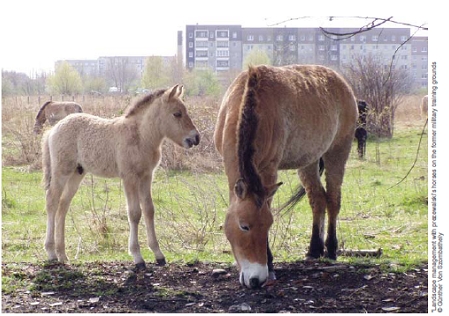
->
234, 178, 248, 200
266, 182, 283, 200
168, 85, 180, 100
178, 85, 184, 98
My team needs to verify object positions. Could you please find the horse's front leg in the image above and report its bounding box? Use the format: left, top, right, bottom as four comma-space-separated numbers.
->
123, 178, 145, 269
139, 174, 166, 265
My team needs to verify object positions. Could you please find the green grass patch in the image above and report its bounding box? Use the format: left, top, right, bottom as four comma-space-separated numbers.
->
2, 126, 427, 271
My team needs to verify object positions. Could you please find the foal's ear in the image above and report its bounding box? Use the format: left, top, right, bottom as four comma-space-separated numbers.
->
234, 178, 248, 200
168, 84, 184, 100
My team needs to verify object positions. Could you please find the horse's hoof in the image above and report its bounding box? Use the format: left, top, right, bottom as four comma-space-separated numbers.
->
135, 262, 146, 271
156, 258, 166, 266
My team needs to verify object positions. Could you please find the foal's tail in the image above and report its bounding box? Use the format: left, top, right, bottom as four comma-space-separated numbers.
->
277, 158, 325, 213
34, 101, 51, 134
42, 131, 52, 190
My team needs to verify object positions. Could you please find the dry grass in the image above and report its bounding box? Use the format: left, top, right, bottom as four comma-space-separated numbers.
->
2, 94, 223, 172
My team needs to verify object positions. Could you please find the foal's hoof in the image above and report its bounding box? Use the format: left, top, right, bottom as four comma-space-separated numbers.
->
134, 262, 146, 271
156, 258, 167, 266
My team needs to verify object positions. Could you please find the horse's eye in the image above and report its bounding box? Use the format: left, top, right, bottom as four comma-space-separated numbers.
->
239, 223, 250, 232
173, 111, 182, 118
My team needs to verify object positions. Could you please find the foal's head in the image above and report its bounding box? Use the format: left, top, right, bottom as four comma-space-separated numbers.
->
145, 85, 200, 148
225, 178, 282, 289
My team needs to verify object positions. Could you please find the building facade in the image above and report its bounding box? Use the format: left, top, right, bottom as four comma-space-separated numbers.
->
185, 25, 428, 89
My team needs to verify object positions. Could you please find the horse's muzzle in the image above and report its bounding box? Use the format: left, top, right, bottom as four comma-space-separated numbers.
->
184, 132, 200, 148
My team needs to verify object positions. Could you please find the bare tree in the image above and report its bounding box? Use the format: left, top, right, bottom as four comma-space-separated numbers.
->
343, 54, 413, 138
104, 57, 138, 93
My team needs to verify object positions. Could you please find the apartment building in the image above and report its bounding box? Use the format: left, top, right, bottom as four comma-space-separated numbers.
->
185, 25, 427, 89
410, 36, 428, 88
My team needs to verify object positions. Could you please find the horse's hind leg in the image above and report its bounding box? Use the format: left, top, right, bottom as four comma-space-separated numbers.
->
45, 173, 70, 261
322, 142, 352, 260
139, 174, 166, 265
299, 161, 327, 259
54, 172, 85, 262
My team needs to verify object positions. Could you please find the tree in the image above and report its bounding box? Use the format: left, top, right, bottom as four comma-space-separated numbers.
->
47, 62, 82, 95
104, 57, 138, 93
342, 53, 413, 138
141, 56, 170, 90
243, 49, 272, 69
183, 69, 221, 97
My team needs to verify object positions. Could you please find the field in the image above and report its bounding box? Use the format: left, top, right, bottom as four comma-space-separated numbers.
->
1, 94, 428, 312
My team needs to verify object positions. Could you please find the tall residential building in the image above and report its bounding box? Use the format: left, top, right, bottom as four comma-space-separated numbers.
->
185, 25, 427, 89
411, 36, 429, 88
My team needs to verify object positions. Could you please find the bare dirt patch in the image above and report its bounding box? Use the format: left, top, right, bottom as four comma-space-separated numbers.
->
2, 260, 427, 313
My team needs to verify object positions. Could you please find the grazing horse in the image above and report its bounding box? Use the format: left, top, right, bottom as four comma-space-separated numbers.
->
214, 65, 357, 289
42, 85, 200, 268
420, 95, 428, 119
355, 100, 368, 159
34, 101, 83, 134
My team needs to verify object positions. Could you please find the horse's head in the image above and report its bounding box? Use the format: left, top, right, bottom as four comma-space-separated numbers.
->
159, 85, 200, 148
225, 178, 282, 289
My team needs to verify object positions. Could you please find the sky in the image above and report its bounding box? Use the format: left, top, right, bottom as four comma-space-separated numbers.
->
0, 0, 433, 75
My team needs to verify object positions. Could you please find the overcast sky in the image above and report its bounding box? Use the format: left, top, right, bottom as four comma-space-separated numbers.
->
0, 0, 432, 75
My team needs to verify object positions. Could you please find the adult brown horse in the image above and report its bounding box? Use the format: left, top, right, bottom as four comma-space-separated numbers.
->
214, 65, 357, 289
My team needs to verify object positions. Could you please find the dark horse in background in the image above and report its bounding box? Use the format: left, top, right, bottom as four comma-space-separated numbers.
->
355, 100, 368, 159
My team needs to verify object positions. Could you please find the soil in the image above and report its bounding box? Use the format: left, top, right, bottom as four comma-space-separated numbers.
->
2, 260, 428, 313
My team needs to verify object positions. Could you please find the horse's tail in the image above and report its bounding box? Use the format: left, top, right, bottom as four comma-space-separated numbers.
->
42, 131, 52, 190
34, 101, 52, 134
277, 158, 325, 213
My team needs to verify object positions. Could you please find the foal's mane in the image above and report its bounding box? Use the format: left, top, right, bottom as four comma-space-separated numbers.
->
125, 89, 166, 117
237, 66, 265, 200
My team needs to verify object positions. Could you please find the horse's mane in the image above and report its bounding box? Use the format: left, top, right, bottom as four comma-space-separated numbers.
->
35, 101, 52, 121
236, 66, 265, 202
125, 89, 166, 117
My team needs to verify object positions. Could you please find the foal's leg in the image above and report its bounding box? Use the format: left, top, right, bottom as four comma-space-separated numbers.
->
45, 174, 70, 261
299, 161, 327, 259
139, 174, 166, 265
123, 177, 145, 268
54, 172, 85, 262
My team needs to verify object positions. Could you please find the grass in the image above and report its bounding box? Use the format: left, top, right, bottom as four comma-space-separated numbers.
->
2, 127, 428, 270
2, 94, 428, 272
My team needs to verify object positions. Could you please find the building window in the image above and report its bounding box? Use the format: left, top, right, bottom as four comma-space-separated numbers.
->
391, 35, 396, 41
217, 30, 229, 38
330, 45, 337, 51
217, 41, 229, 48
195, 30, 208, 38
216, 50, 229, 57
258, 35, 264, 41
188, 52, 193, 58
217, 60, 229, 67
188, 32, 193, 38
232, 32, 237, 39
360, 35, 366, 42
288, 35, 296, 41
372, 35, 378, 41
318, 45, 325, 51
247, 35, 254, 41
195, 50, 208, 57
318, 35, 325, 41
276, 35, 283, 41
422, 47, 428, 52
189, 42, 193, 48
401, 36, 407, 41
